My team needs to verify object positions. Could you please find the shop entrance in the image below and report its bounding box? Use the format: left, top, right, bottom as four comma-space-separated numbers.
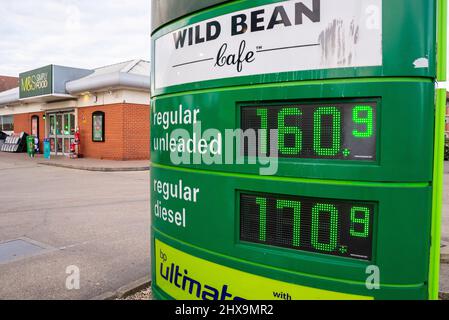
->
48, 111, 75, 155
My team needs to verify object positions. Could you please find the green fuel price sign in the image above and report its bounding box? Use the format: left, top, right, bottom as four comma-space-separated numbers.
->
151, 0, 446, 300
241, 102, 377, 160
240, 193, 375, 260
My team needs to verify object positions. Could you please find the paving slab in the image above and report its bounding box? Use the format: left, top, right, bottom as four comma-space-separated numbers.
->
0, 152, 149, 172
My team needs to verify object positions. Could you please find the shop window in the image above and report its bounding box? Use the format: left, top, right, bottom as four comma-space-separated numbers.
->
0, 115, 14, 131
92, 111, 105, 142
31, 115, 39, 138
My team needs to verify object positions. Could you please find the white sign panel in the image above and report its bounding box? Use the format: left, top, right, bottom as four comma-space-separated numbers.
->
155, 0, 382, 89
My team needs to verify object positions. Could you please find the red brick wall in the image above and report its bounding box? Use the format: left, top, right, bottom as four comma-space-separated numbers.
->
123, 104, 150, 160
13, 112, 45, 151
78, 103, 150, 160
78, 104, 124, 160
10, 103, 149, 160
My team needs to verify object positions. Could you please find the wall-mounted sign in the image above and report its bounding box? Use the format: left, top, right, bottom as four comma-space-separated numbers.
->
92, 111, 105, 142
20, 65, 53, 99
79, 111, 87, 124
154, 0, 383, 89
31, 116, 39, 138
19, 65, 92, 100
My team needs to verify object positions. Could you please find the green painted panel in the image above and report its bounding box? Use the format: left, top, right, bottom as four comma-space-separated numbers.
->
19, 65, 53, 99
428, 89, 446, 299
151, 80, 434, 182
150, 0, 443, 301
151, 165, 431, 299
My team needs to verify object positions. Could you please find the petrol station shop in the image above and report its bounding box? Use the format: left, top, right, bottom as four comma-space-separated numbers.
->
0, 60, 150, 160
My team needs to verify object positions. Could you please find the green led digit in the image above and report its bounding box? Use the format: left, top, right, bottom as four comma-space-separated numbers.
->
352, 106, 373, 138
256, 197, 267, 242
311, 203, 338, 252
313, 107, 341, 156
257, 108, 268, 155
278, 108, 302, 155
277, 200, 301, 247
350, 207, 371, 238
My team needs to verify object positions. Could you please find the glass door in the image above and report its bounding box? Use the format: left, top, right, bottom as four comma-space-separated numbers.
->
48, 112, 75, 155
56, 114, 63, 154
49, 114, 56, 153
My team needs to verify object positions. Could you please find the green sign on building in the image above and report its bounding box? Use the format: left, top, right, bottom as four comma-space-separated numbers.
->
151, 0, 447, 300
19, 65, 53, 99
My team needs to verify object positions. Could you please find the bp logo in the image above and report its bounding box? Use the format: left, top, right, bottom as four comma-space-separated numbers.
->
158, 248, 246, 300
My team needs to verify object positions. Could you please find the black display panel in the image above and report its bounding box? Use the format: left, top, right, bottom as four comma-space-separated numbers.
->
241, 101, 377, 160
240, 193, 375, 260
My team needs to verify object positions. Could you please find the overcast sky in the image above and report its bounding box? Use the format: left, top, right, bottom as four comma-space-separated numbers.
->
0, 0, 151, 76
1, 1, 449, 88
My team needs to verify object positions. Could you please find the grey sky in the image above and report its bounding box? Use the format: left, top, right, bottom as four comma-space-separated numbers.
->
1, 1, 449, 87
0, 0, 151, 76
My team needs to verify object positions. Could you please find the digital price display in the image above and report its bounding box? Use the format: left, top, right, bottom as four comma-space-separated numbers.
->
240, 193, 375, 260
241, 101, 377, 160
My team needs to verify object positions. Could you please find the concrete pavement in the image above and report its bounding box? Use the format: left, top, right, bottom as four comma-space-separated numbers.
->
0, 153, 150, 299
0, 152, 149, 172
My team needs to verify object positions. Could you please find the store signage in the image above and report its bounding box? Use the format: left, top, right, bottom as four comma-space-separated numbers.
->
92, 112, 105, 142
155, 240, 372, 300
154, 0, 382, 89
151, 0, 445, 301
241, 101, 377, 160
31, 116, 39, 138
19, 65, 53, 99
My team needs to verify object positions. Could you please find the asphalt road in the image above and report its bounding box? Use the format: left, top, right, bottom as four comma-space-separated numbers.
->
0, 154, 150, 299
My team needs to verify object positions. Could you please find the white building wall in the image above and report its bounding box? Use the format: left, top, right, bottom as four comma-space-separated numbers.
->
0, 103, 42, 116
0, 89, 149, 117
76, 89, 149, 107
